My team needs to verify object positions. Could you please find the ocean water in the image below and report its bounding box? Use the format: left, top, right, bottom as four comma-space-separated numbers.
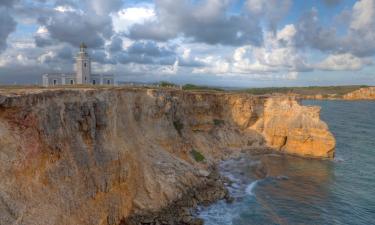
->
199, 100, 375, 225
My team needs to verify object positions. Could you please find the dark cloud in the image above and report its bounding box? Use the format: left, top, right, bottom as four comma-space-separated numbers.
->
128, 0, 263, 46
0, 0, 18, 7
35, 34, 56, 47
115, 41, 176, 65
38, 11, 112, 48
33, 0, 124, 49
127, 41, 175, 57
295, 9, 340, 52
0, 8, 17, 53
108, 36, 123, 53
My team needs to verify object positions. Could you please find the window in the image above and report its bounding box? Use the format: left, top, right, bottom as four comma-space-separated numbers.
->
53, 80, 57, 85
93, 80, 96, 85
70, 80, 74, 85
84, 63, 87, 68
107, 80, 110, 85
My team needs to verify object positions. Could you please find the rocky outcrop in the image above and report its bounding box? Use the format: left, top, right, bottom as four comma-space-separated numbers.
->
252, 96, 336, 158
343, 87, 375, 100
0, 88, 335, 225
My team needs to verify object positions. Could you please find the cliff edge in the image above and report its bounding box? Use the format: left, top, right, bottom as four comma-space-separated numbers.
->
343, 87, 375, 100
0, 88, 335, 225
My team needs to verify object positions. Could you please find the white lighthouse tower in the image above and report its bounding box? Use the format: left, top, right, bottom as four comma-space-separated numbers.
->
42, 43, 114, 86
76, 42, 91, 84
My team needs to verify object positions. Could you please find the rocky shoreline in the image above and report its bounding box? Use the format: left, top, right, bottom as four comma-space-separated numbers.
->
123, 166, 231, 225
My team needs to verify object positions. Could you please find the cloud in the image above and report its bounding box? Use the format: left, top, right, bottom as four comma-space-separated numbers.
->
84, 0, 123, 16
112, 6, 156, 33
37, 9, 113, 48
108, 36, 123, 53
246, 0, 292, 30
0, 8, 17, 53
295, 8, 340, 53
296, 0, 375, 57
128, 0, 263, 46
191, 24, 309, 80
316, 53, 372, 71
115, 41, 176, 65
34, 0, 125, 49
0, 0, 18, 7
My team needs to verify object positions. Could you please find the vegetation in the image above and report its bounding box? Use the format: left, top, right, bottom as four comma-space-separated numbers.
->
159, 81, 178, 88
173, 119, 184, 136
182, 84, 223, 92
213, 119, 225, 126
240, 85, 369, 96
190, 149, 205, 162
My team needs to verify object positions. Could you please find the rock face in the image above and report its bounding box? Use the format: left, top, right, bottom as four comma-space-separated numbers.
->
252, 96, 336, 158
343, 87, 375, 100
0, 88, 335, 225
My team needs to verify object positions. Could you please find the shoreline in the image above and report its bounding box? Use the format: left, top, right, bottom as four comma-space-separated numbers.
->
123, 166, 231, 225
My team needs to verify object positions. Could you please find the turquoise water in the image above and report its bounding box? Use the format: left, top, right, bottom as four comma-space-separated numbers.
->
199, 100, 375, 225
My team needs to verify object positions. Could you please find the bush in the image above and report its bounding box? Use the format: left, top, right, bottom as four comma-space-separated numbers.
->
213, 119, 225, 126
159, 81, 177, 87
190, 149, 205, 162
182, 84, 223, 91
173, 119, 184, 136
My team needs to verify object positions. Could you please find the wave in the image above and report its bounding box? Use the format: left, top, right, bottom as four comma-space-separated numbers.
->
245, 180, 259, 196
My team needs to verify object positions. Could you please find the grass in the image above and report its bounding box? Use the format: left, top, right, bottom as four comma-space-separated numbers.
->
173, 119, 184, 136
190, 149, 205, 162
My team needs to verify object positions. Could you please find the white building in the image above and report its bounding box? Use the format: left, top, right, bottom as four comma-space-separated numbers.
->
42, 43, 115, 86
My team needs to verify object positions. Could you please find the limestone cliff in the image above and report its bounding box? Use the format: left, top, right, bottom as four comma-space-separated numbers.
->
0, 88, 335, 225
252, 97, 336, 158
343, 87, 375, 100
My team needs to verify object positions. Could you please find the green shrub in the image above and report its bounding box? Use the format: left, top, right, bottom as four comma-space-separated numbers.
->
182, 84, 223, 91
190, 149, 205, 162
173, 119, 184, 136
213, 119, 225, 126
159, 81, 177, 87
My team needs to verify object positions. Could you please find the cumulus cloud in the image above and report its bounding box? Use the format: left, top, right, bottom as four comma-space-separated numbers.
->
128, 0, 263, 46
112, 6, 156, 33
296, 0, 375, 57
246, 0, 292, 30
0, 8, 17, 53
115, 41, 176, 65
34, 0, 124, 49
316, 53, 372, 71
295, 8, 340, 53
192, 24, 309, 80
0, 0, 19, 7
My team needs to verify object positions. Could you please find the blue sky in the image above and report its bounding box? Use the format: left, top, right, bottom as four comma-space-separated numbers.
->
0, 0, 374, 87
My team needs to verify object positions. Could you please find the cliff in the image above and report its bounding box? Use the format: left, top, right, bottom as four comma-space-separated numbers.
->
343, 87, 375, 100
252, 97, 335, 158
0, 88, 335, 225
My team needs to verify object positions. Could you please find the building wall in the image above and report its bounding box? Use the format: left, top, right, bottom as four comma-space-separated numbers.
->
90, 74, 115, 85
42, 74, 76, 87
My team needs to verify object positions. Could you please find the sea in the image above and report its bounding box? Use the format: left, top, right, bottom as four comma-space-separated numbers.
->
198, 100, 375, 225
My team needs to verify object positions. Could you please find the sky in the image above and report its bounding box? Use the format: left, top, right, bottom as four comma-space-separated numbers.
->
0, 0, 375, 87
